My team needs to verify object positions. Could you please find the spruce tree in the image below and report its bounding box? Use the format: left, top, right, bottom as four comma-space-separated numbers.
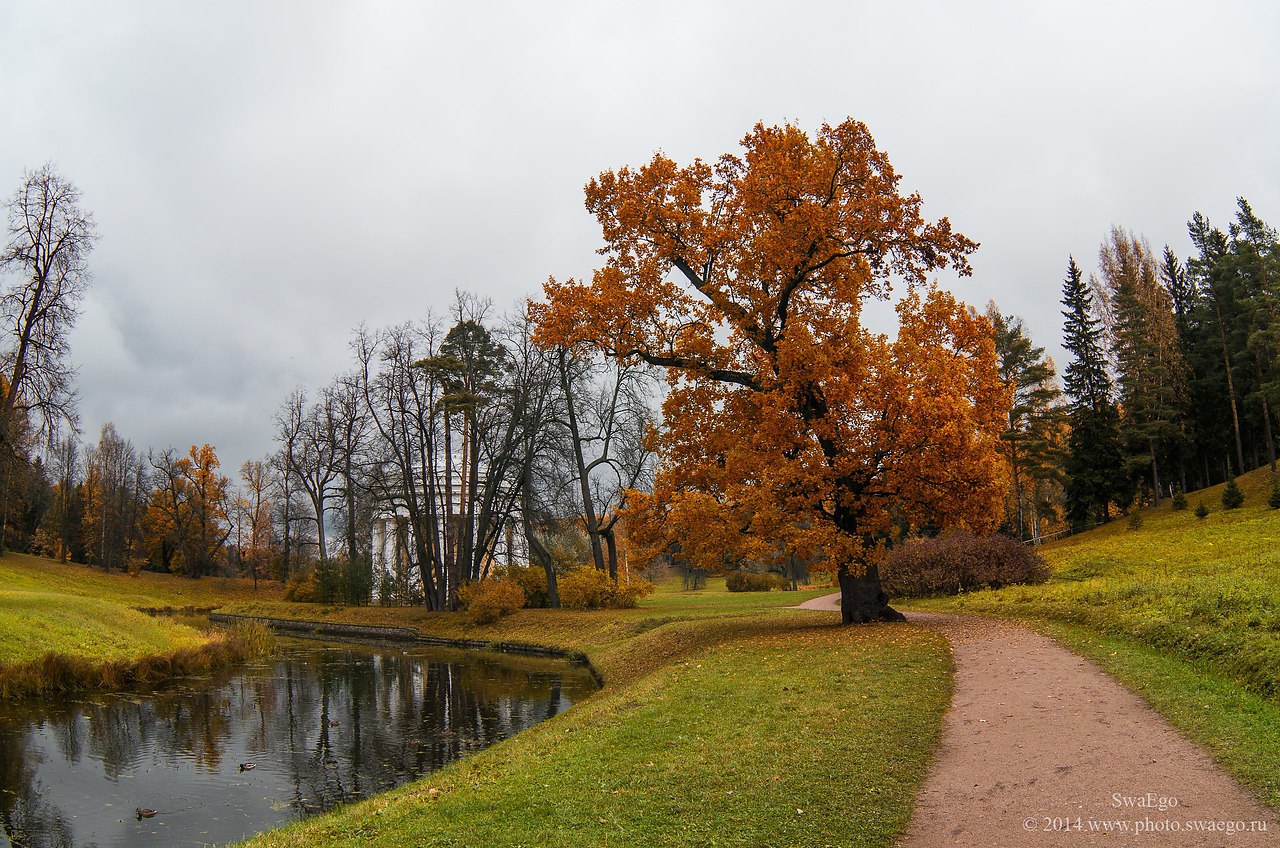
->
1221, 477, 1244, 509
1187, 213, 1247, 478
1225, 199, 1280, 474
1159, 246, 1197, 491
1061, 257, 1129, 525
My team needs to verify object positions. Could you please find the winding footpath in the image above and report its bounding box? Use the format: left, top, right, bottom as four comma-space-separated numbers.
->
796, 594, 1277, 847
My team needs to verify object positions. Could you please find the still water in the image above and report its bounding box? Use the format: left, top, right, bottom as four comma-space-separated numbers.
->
0, 640, 598, 847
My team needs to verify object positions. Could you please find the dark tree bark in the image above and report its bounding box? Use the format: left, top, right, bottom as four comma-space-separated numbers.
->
837, 563, 905, 624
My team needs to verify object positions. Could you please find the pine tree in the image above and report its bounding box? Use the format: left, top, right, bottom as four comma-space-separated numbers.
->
1061, 257, 1129, 525
1225, 199, 1280, 474
987, 304, 1065, 542
1159, 246, 1197, 491
1188, 213, 1247, 478
1221, 477, 1244, 509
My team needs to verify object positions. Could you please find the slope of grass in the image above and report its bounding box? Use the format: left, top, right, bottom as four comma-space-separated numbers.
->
916, 466, 1280, 697
220, 576, 832, 686
241, 616, 950, 848
0, 553, 283, 695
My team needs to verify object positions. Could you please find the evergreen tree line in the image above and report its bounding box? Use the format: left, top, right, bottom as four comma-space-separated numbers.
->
994, 198, 1279, 537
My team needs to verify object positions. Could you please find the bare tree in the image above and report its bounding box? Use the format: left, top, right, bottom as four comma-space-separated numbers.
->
270, 393, 305, 579
0, 164, 96, 443
356, 320, 448, 607
48, 424, 81, 562
322, 373, 370, 566
82, 422, 147, 569
239, 459, 274, 589
555, 348, 656, 579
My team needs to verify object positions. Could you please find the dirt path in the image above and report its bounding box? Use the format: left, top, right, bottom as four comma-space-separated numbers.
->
793, 591, 842, 611
798, 596, 1277, 846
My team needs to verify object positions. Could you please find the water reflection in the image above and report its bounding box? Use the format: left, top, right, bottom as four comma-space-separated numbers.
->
0, 640, 596, 847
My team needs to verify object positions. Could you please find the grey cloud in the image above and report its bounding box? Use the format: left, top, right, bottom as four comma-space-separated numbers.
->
2, 0, 1277, 474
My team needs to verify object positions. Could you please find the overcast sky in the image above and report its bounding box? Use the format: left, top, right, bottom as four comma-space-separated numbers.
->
1, 1, 1277, 476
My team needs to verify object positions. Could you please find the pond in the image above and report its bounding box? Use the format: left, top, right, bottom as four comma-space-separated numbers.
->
0, 639, 598, 847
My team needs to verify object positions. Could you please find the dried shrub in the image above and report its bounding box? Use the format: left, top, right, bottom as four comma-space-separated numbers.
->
557, 566, 654, 610
505, 565, 550, 608
457, 579, 526, 625
882, 532, 1049, 598
283, 569, 319, 602
725, 570, 786, 592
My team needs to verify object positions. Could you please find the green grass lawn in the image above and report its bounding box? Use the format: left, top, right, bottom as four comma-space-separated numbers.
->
219, 576, 834, 686
903, 465, 1280, 807
240, 615, 950, 848
0, 553, 283, 691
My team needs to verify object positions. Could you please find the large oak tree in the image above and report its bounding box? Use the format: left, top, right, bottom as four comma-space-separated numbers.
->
533, 119, 1008, 623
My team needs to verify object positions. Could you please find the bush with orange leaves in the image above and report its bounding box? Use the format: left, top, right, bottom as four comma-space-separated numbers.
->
557, 566, 653, 610
457, 578, 527, 625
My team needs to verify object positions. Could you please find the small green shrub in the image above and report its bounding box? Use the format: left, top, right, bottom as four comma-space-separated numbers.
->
1126, 512, 1144, 531
1194, 501, 1210, 520
725, 570, 786, 592
1222, 477, 1244, 509
1269, 478, 1280, 510
457, 579, 526, 625
882, 532, 1049, 597
1171, 490, 1187, 511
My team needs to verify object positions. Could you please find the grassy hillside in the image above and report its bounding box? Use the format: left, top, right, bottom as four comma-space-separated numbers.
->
0, 553, 283, 694
908, 465, 1280, 806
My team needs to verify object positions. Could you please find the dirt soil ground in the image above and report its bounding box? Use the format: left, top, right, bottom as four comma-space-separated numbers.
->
798, 595, 1277, 847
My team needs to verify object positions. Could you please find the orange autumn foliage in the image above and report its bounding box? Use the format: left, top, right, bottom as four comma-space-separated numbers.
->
532, 119, 1010, 621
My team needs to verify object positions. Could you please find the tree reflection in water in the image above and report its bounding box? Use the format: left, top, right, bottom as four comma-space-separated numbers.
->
0, 640, 596, 847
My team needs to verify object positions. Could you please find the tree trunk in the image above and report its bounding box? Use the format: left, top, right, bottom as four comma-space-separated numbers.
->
1008, 434, 1024, 540
1256, 359, 1277, 474
559, 351, 606, 573
837, 563, 905, 624
0, 451, 10, 556
604, 528, 618, 581
1149, 439, 1162, 506
345, 462, 358, 566
521, 464, 558, 608
1213, 301, 1246, 476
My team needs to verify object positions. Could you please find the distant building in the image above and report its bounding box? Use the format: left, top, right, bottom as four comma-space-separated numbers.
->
370, 488, 527, 604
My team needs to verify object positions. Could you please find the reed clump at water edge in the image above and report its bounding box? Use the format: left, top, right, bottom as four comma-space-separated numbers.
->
0, 621, 275, 700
